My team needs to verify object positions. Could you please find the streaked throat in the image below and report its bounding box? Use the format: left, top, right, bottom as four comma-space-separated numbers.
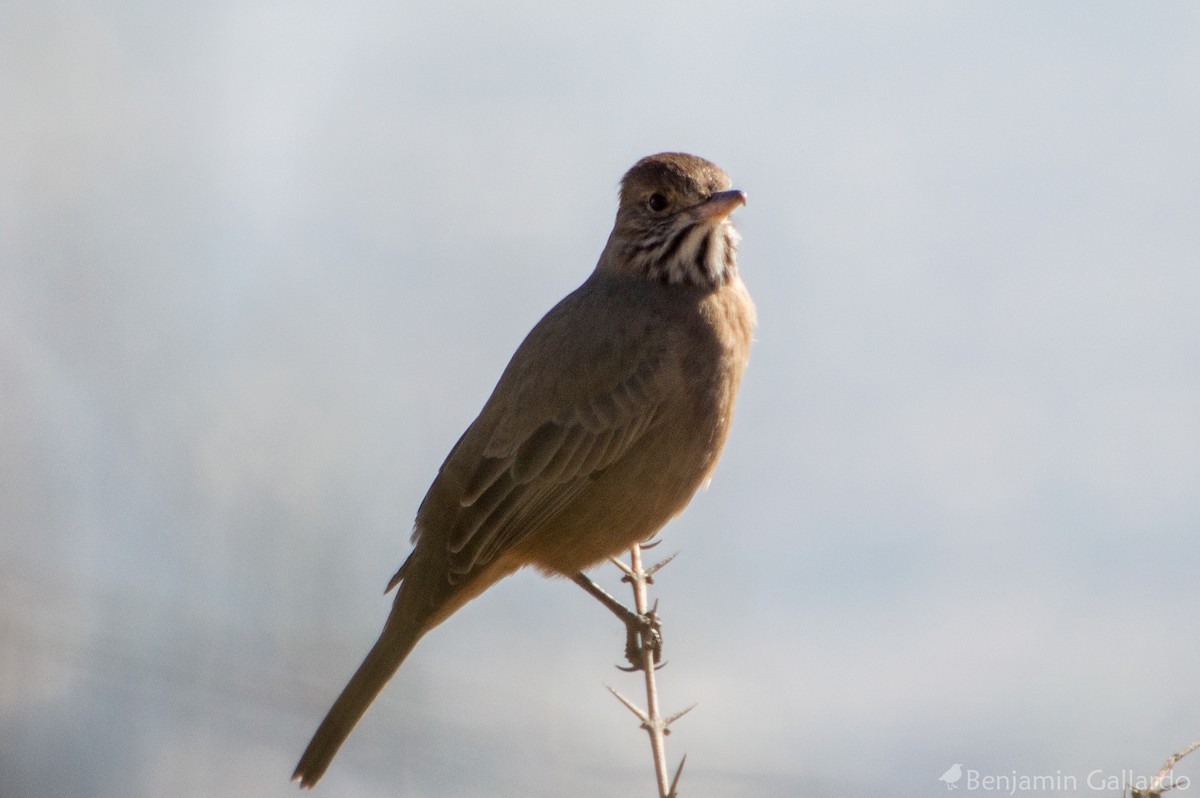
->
634, 219, 740, 287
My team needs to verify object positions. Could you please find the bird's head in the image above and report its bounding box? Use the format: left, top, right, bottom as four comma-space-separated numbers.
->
601, 152, 745, 287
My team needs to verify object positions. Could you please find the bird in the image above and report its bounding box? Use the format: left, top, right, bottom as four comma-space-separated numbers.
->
939, 763, 964, 788
293, 152, 756, 787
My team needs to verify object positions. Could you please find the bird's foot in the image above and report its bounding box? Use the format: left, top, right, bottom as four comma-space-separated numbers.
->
619, 606, 663, 672
571, 571, 664, 671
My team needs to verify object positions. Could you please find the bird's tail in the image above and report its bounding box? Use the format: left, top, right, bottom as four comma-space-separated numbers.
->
292, 612, 424, 788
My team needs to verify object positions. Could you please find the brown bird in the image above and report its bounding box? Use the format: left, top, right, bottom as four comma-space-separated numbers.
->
293, 152, 756, 787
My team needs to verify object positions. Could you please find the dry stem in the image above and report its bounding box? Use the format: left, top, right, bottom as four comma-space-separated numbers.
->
605, 542, 694, 798
1132, 740, 1200, 798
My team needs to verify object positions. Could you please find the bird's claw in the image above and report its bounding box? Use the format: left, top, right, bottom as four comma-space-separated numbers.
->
617, 609, 663, 671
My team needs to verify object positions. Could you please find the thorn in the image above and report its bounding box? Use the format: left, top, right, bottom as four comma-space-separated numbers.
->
667, 754, 687, 798
641, 537, 663, 549
605, 684, 649, 724
645, 552, 678, 578
664, 703, 698, 727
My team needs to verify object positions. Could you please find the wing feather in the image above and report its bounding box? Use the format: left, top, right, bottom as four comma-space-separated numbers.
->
511, 423, 568, 484
461, 456, 510, 507
448, 476, 513, 553
537, 426, 590, 484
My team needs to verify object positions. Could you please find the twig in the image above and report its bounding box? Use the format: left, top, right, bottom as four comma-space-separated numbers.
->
603, 542, 693, 798
1131, 740, 1200, 798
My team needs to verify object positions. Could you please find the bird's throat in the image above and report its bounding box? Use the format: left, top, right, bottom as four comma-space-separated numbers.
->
634, 220, 739, 287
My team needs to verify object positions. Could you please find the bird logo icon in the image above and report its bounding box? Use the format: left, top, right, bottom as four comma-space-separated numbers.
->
939, 763, 964, 789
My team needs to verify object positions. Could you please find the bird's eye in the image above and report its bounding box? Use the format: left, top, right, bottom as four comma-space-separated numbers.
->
647, 193, 669, 212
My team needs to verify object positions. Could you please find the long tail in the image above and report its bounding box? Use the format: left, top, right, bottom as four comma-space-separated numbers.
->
293, 612, 424, 788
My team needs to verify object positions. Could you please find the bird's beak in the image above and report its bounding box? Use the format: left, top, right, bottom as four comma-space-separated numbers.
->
696, 189, 747, 221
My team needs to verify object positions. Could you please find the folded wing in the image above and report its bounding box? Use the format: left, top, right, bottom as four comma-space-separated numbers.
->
441, 351, 668, 582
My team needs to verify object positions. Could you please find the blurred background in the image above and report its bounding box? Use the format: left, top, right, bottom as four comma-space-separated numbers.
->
2, 2, 1198, 796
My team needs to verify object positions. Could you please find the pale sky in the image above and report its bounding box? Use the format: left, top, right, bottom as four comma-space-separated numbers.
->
3, 2, 1199, 796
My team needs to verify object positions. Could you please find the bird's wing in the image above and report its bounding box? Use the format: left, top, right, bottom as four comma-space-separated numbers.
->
387, 275, 684, 594
440, 346, 670, 581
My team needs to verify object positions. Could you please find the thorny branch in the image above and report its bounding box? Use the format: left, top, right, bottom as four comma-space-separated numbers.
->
603, 542, 694, 798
